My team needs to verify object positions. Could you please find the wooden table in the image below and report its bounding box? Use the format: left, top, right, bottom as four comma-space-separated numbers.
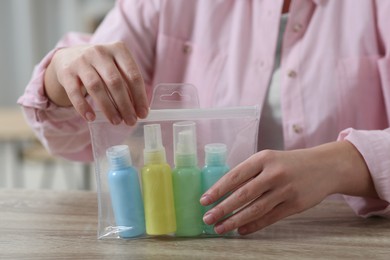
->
0, 189, 389, 259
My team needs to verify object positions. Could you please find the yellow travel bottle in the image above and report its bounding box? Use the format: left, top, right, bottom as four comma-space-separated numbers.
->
141, 124, 176, 235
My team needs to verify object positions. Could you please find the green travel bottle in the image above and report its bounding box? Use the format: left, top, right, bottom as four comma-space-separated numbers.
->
172, 121, 203, 236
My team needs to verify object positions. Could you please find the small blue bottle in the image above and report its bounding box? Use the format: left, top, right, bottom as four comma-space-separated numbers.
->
201, 143, 230, 235
106, 145, 145, 238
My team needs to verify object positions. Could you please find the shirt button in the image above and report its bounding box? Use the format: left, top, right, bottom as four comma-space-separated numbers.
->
293, 23, 303, 33
288, 70, 297, 78
182, 43, 192, 54
292, 124, 303, 134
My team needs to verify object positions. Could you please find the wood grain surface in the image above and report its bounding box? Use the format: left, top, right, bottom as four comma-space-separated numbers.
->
0, 189, 389, 259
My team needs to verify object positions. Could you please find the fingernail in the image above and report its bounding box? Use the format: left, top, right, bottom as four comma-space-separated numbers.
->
125, 115, 137, 126
238, 227, 248, 235
85, 112, 95, 122
200, 194, 211, 205
203, 213, 215, 225
112, 115, 122, 125
139, 108, 149, 119
214, 224, 225, 234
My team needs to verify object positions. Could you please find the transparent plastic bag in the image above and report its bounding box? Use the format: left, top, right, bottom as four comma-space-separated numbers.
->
89, 84, 260, 239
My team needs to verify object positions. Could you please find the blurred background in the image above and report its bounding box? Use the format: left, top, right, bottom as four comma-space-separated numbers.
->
0, 0, 115, 190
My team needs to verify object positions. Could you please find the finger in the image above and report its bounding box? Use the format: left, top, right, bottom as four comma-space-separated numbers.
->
237, 202, 294, 235
201, 153, 265, 206
212, 189, 283, 234
91, 54, 137, 126
57, 71, 95, 122
112, 42, 149, 119
203, 174, 270, 225
78, 64, 122, 125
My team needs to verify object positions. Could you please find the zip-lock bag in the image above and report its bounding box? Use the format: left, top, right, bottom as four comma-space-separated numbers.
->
89, 84, 260, 239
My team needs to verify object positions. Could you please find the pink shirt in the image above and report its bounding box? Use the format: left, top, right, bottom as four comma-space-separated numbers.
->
18, 0, 390, 218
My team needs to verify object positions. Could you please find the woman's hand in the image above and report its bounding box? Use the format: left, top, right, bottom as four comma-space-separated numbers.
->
200, 141, 377, 235
44, 42, 149, 125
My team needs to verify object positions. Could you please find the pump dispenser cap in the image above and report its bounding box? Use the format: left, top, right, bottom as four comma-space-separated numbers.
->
143, 124, 166, 164
106, 145, 132, 171
204, 143, 227, 166
173, 121, 197, 167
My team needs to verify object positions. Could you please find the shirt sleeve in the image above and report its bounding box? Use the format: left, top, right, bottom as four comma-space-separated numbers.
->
338, 128, 390, 218
17, 0, 159, 162
337, 1, 390, 218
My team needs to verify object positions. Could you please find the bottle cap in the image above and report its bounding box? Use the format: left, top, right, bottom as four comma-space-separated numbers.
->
204, 143, 227, 166
143, 124, 166, 164
106, 145, 132, 170
173, 121, 197, 167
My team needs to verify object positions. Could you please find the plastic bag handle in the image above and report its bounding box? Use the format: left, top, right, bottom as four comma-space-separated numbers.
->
150, 84, 200, 109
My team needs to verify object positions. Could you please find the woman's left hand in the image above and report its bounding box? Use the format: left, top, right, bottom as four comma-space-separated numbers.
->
200, 141, 377, 235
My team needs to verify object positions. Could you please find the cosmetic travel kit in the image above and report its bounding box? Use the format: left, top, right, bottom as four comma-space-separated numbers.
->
89, 84, 260, 239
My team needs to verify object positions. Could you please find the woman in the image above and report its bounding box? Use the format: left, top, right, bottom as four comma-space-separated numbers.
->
18, 0, 390, 235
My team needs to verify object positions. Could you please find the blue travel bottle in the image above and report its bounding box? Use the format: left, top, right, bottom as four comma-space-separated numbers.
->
201, 143, 230, 235
106, 145, 145, 238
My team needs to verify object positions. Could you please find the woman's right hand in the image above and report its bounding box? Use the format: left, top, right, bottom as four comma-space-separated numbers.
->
44, 42, 149, 125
